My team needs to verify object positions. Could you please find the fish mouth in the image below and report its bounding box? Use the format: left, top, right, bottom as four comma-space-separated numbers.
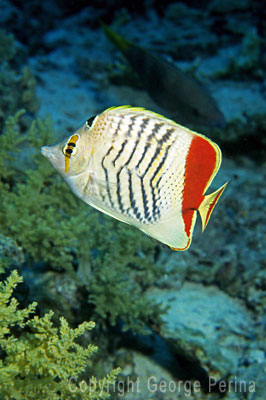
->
40, 145, 59, 166
41, 146, 49, 157
41, 145, 67, 175
41, 146, 55, 160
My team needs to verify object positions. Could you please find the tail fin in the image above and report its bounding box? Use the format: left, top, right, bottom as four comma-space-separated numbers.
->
198, 182, 228, 232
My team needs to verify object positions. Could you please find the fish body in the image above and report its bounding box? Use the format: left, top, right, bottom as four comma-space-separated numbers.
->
103, 24, 225, 128
41, 106, 227, 250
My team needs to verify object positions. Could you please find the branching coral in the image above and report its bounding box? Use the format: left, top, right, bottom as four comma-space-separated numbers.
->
0, 270, 120, 400
0, 110, 86, 271
0, 30, 17, 62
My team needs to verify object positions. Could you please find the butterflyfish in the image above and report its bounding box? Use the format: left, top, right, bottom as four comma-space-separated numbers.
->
41, 106, 227, 250
103, 24, 225, 128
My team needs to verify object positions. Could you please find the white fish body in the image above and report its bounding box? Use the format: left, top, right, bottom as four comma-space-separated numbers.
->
41, 106, 227, 250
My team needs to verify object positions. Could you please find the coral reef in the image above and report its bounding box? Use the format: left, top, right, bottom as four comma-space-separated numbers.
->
0, 29, 17, 62
0, 30, 39, 131
210, 113, 266, 162
0, 269, 120, 400
213, 28, 263, 80
0, 234, 24, 272
149, 283, 257, 381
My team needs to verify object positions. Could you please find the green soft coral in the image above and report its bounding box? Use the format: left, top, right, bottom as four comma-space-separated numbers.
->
0, 110, 86, 271
81, 221, 165, 332
0, 30, 16, 62
0, 270, 120, 400
0, 30, 39, 130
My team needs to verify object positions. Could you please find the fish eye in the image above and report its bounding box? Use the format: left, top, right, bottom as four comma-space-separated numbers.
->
62, 134, 79, 157
63, 144, 77, 157
86, 115, 96, 128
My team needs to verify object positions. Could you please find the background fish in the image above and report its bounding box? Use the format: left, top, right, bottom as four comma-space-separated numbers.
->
41, 106, 227, 250
103, 24, 225, 128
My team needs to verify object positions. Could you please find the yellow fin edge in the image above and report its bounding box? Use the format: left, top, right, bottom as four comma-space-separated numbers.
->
198, 182, 228, 232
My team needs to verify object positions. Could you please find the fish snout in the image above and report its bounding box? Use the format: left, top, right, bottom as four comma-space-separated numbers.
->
41, 146, 52, 159
41, 145, 59, 162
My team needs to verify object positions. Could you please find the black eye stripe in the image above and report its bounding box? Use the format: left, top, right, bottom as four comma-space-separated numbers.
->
68, 142, 76, 147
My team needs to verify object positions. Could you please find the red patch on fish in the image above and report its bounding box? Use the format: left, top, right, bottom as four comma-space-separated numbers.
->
182, 135, 217, 237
